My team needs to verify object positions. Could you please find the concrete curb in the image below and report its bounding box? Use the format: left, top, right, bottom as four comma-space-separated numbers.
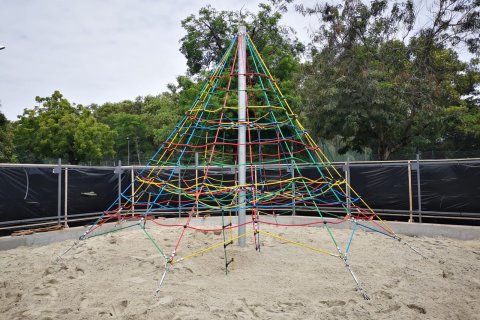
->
0, 216, 478, 251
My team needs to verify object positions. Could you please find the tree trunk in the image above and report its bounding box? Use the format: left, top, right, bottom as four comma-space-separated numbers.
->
68, 152, 79, 165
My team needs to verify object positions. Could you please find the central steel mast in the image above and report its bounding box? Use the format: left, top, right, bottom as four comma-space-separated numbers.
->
237, 26, 247, 247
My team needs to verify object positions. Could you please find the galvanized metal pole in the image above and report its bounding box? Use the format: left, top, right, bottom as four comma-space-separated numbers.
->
57, 158, 62, 225
195, 152, 199, 218
135, 137, 141, 164
416, 154, 422, 223
346, 158, 351, 213
407, 160, 413, 222
131, 166, 135, 215
117, 160, 122, 216
237, 25, 247, 247
178, 166, 182, 218
291, 160, 296, 216
64, 167, 68, 227
127, 137, 130, 166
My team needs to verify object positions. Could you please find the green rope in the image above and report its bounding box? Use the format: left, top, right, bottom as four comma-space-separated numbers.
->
221, 210, 229, 275
82, 222, 141, 239
141, 226, 167, 259
246, 38, 346, 252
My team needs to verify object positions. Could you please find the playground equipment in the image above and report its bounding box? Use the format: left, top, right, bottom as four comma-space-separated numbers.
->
76, 27, 417, 300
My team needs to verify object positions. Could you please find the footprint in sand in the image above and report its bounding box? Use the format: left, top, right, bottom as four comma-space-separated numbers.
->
407, 304, 426, 314
278, 301, 306, 308
4, 291, 23, 306
384, 279, 401, 289
63, 265, 85, 280
75, 266, 85, 277
442, 269, 454, 278
234, 306, 253, 318
271, 300, 307, 314
79, 297, 90, 310
182, 266, 194, 274
109, 299, 129, 316
33, 287, 58, 300
43, 267, 55, 276
156, 295, 174, 306
43, 263, 68, 277
378, 290, 393, 300
383, 304, 401, 313
242, 298, 263, 317
318, 300, 346, 307
58, 307, 74, 315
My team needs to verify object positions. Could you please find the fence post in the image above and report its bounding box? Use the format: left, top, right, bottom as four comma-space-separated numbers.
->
195, 152, 199, 218
416, 153, 422, 223
53, 158, 62, 225
64, 167, 68, 227
345, 159, 351, 213
131, 166, 135, 215
407, 160, 413, 223
114, 160, 123, 218
291, 160, 296, 216
178, 165, 182, 218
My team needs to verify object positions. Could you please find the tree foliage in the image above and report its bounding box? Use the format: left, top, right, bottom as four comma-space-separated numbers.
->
179, 0, 304, 80
4, 0, 479, 163
91, 78, 189, 163
0, 110, 15, 162
15, 91, 116, 164
297, 0, 480, 160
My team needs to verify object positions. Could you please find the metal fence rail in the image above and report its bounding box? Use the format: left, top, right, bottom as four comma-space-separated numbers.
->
1, 156, 479, 232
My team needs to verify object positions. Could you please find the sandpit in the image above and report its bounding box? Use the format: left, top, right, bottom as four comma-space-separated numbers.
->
0, 222, 479, 320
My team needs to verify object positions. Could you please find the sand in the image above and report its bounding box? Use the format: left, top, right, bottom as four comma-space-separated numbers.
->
0, 221, 479, 320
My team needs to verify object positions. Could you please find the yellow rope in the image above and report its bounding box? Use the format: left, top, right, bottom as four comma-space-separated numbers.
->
172, 230, 255, 264
258, 230, 338, 257
246, 35, 396, 236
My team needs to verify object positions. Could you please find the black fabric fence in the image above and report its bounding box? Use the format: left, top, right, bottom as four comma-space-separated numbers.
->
1, 159, 479, 229
349, 162, 480, 218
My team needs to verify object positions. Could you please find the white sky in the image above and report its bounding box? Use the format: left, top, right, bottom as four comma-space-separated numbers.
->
0, 0, 315, 120
0, 1, 470, 120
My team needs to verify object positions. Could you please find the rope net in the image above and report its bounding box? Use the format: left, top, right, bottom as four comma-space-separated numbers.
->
80, 31, 400, 298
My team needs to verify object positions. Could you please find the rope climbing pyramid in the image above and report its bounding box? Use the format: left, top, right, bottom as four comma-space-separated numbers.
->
79, 27, 410, 299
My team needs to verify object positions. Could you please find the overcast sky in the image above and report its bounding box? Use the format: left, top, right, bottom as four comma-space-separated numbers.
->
0, 0, 316, 120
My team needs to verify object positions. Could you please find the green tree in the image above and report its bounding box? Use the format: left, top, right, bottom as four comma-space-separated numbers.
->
103, 112, 150, 164
297, 0, 480, 160
15, 91, 116, 164
92, 80, 188, 163
179, 0, 304, 81
0, 110, 15, 162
